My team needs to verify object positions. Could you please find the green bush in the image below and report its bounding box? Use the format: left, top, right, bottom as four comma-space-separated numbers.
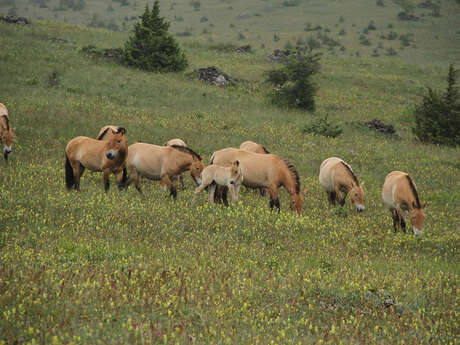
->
122, 1, 188, 72
413, 65, 460, 146
303, 116, 343, 138
266, 53, 321, 111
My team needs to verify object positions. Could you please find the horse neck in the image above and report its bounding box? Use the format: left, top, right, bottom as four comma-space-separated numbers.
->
281, 166, 297, 196
175, 151, 195, 170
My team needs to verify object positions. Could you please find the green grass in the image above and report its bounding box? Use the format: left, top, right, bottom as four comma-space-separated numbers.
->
1, 16, 459, 345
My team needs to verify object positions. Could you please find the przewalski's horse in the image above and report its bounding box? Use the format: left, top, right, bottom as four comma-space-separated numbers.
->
239, 140, 270, 154
382, 171, 426, 235
0, 103, 15, 162
210, 148, 304, 214
193, 161, 243, 205
319, 157, 365, 212
126, 143, 204, 201
164, 138, 187, 188
97, 125, 128, 185
65, 127, 128, 191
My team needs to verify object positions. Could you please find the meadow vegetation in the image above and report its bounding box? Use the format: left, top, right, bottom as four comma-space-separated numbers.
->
0, 4, 460, 345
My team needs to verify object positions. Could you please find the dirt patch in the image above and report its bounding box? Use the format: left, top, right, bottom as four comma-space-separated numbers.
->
0, 15, 31, 25
194, 66, 238, 87
81, 45, 123, 64
361, 119, 396, 135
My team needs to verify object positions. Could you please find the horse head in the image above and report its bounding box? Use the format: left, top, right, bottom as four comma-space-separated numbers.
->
349, 182, 365, 212
289, 189, 305, 215
189, 157, 205, 186
410, 202, 426, 235
1, 126, 15, 161
105, 128, 127, 161
229, 160, 243, 185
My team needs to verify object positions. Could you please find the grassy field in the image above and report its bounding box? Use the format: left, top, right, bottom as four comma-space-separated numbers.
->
1, 10, 460, 345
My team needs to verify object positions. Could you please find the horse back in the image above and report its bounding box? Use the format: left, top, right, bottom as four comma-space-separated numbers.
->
382, 171, 412, 208
319, 157, 343, 191
0, 103, 8, 117
239, 141, 267, 154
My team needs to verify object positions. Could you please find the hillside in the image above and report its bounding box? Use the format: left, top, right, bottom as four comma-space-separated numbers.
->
2, 0, 460, 65
1, 10, 460, 345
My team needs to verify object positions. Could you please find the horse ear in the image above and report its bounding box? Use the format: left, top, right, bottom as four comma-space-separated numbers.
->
412, 200, 417, 208
234, 160, 239, 167
117, 127, 126, 135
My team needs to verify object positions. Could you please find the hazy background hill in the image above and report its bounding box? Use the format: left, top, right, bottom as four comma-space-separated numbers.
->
2, 0, 460, 65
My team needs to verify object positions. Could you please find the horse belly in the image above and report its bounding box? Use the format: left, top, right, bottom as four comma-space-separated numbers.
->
77, 150, 102, 172
319, 167, 335, 192
133, 154, 162, 180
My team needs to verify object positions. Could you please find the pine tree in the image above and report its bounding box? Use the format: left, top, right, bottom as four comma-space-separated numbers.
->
122, 1, 188, 72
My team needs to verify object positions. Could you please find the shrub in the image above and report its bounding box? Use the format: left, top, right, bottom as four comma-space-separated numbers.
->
303, 116, 343, 138
413, 65, 460, 146
265, 52, 321, 111
377, 0, 384, 6
122, 1, 188, 72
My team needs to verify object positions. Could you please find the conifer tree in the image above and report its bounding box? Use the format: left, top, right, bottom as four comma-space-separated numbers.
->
122, 1, 188, 72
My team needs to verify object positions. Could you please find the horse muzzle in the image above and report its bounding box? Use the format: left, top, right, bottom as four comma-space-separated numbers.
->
413, 228, 423, 235
106, 150, 116, 160
356, 204, 365, 212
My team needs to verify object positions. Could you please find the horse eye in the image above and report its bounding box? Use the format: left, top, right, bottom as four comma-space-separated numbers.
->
117, 140, 121, 144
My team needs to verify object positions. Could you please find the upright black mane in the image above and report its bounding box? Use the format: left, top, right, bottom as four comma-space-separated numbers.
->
1, 115, 10, 130
97, 127, 110, 140
282, 158, 300, 193
262, 145, 270, 154
406, 175, 421, 208
341, 161, 359, 186
171, 145, 202, 160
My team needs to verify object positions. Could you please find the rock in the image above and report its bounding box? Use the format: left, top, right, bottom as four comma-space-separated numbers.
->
235, 45, 252, 53
0, 15, 31, 25
195, 66, 238, 87
48, 37, 74, 45
361, 119, 396, 135
265, 49, 292, 63
397, 12, 420, 21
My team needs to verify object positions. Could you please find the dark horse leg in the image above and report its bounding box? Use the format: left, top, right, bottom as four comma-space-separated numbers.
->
400, 214, 406, 233
390, 208, 399, 233
170, 186, 177, 202
221, 186, 229, 207
103, 169, 110, 192
327, 191, 336, 205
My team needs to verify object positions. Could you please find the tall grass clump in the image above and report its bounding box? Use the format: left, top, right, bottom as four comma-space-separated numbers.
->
413, 64, 460, 146
122, 0, 188, 72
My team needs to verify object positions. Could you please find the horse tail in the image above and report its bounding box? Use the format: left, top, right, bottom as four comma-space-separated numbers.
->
65, 153, 74, 189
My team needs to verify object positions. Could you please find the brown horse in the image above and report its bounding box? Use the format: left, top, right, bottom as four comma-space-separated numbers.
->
126, 143, 204, 201
65, 127, 128, 191
382, 171, 426, 235
193, 161, 243, 205
239, 140, 270, 154
0, 103, 15, 162
210, 148, 304, 214
319, 157, 365, 212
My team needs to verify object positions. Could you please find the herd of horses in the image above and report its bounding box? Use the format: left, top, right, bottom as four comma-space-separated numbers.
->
0, 103, 426, 235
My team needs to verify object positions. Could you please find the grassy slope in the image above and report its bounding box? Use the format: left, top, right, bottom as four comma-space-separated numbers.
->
0, 15, 459, 345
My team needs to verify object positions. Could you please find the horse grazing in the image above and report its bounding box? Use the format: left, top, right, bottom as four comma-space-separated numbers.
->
65, 127, 128, 191
0, 103, 15, 162
210, 148, 304, 214
126, 143, 204, 201
319, 157, 365, 212
239, 140, 270, 154
382, 171, 426, 235
193, 161, 243, 205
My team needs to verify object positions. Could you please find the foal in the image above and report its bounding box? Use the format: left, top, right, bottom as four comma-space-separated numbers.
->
192, 161, 243, 204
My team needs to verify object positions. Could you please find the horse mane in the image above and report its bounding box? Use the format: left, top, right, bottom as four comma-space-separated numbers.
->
281, 158, 300, 194
261, 145, 270, 154
1, 115, 10, 130
97, 127, 110, 140
341, 161, 359, 186
406, 175, 421, 208
171, 145, 202, 161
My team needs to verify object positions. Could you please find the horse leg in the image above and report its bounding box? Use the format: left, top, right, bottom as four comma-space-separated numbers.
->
327, 191, 336, 205
161, 175, 177, 201
115, 167, 127, 190
208, 184, 216, 204
268, 187, 280, 213
103, 169, 111, 192
229, 184, 237, 204
180, 174, 185, 190
193, 180, 210, 203
399, 211, 407, 233
390, 208, 399, 232
259, 187, 266, 197
221, 186, 229, 207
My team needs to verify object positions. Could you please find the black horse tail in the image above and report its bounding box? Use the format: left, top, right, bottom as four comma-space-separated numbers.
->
65, 154, 74, 189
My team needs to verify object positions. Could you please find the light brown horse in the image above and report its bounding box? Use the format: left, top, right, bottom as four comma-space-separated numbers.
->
65, 127, 128, 191
382, 171, 426, 235
210, 148, 304, 214
0, 103, 15, 162
239, 140, 270, 154
319, 157, 365, 212
193, 161, 243, 205
126, 143, 204, 201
